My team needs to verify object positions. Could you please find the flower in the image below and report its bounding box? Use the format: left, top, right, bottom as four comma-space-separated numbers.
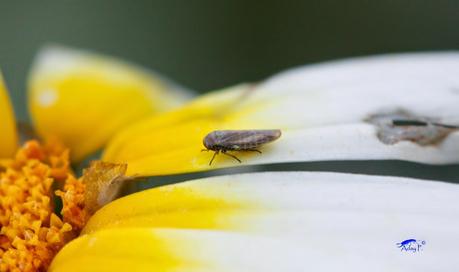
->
0, 140, 74, 271
0, 46, 191, 271
1, 48, 459, 271
52, 172, 459, 271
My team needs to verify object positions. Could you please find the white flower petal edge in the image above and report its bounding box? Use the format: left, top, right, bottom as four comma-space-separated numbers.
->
103, 52, 459, 176
233, 52, 459, 164
55, 172, 459, 272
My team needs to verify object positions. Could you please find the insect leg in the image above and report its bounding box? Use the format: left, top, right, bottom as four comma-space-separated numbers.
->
246, 149, 262, 154
201, 149, 210, 152
222, 151, 242, 163
209, 151, 219, 165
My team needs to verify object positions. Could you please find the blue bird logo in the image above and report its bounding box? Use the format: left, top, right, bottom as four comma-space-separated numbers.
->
396, 239, 426, 253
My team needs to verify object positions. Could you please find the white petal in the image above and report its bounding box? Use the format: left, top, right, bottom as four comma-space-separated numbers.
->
103, 52, 459, 176
54, 172, 459, 271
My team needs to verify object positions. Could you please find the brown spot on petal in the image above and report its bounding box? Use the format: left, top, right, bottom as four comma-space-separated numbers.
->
82, 161, 130, 215
366, 110, 459, 146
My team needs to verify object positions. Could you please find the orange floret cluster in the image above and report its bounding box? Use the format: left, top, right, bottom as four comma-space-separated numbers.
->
55, 175, 87, 231
0, 141, 86, 272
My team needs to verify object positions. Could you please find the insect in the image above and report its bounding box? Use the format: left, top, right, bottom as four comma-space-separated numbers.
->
202, 129, 282, 165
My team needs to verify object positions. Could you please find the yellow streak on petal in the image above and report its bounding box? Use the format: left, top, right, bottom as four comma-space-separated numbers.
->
82, 179, 258, 234
49, 229, 189, 272
0, 73, 18, 157
103, 85, 272, 176
28, 46, 190, 161
52, 228, 305, 272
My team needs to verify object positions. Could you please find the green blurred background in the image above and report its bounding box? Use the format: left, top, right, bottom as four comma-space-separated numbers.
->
1, 0, 458, 182
1, 0, 458, 121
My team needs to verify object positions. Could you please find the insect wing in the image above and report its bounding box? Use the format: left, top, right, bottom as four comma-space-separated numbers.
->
218, 130, 281, 149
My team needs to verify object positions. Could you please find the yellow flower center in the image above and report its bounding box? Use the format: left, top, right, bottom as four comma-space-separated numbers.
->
0, 140, 86, 271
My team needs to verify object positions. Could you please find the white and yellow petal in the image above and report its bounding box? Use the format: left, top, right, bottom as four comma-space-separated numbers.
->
0, 73, 18, 158
50, 228, 311, 272
28, 46, 192, 161
103, 52, 459, 176
51, 172, 459, 271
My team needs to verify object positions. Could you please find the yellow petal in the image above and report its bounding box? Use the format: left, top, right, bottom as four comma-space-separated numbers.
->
50, 228, 309, 272
28, 46, 192, 161
51, 172, 459, 271
49, 228, 183, 272
0, 73, 18, 157
82, 172, 459, 235
102, 84, 255, 175
82, 168, 256, 234
103, 53, 459, 176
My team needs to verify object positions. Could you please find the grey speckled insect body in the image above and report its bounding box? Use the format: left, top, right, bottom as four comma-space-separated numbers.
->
202, 129, 282, 165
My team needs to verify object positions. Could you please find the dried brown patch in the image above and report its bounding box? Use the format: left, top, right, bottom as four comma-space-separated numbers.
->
366, 110, 459, 146
82, 161, 130, 215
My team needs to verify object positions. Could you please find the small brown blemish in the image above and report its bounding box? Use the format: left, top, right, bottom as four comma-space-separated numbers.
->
366, 110, 459, 146
82, 161, 132, 215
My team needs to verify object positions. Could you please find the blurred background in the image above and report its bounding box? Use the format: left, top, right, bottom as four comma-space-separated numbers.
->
1, 0, 458, 182
1, 0, 458, 121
